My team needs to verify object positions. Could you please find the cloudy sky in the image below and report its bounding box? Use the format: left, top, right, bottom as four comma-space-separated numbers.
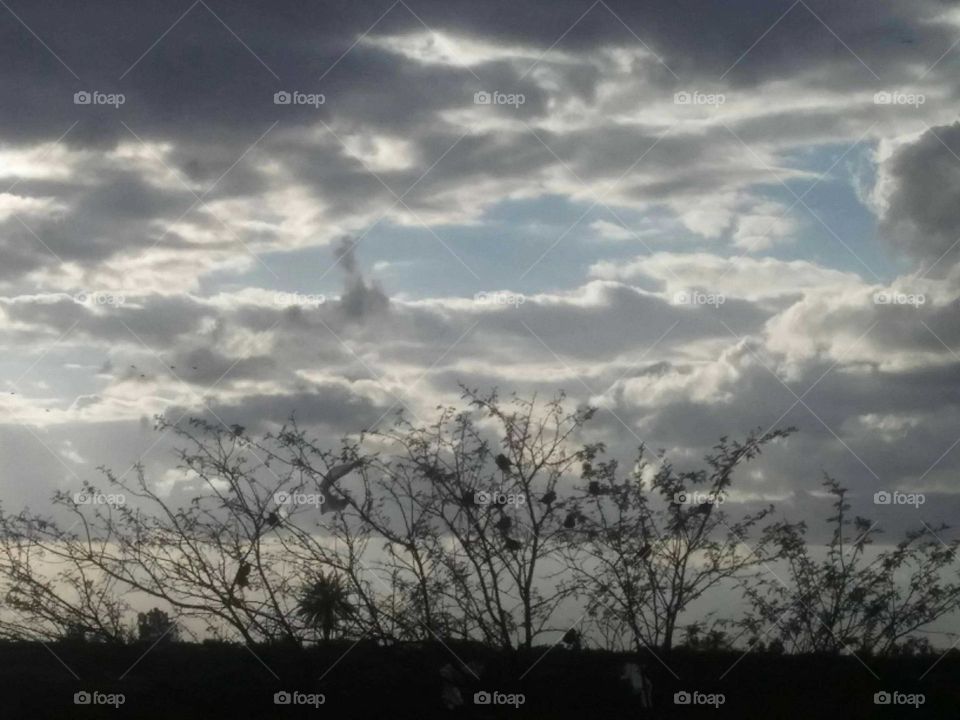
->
1, 0, 959, 534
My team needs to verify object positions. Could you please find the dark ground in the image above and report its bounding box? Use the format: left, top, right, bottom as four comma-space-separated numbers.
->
0, 640, 953, 718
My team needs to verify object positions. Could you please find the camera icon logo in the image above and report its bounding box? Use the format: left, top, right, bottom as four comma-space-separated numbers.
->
74, 91, 91, 105
274, 491, 292, 506
874, 491, 891, 505
474, 91, 492, 105
674, 91, 691, 105
73, 691, 92, 705
674, 690, 692, 704
673, 491, 689, 504
874, 691, 891, 705
473, 691, 492, 705
873, 91, 892, 105
274, 691, 292, 705
474, 490, 491, 506
274, 91, 292, 105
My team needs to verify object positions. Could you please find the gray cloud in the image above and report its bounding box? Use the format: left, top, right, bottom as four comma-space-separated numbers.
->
879, 122, 960, 271
333, 238, 390, 321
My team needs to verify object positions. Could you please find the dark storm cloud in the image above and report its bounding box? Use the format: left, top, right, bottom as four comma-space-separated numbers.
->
0, 294, 216, 346
0, 154, 259, 287
166, 382, 389, 434
0, 169, 198, 279
0, 0, 951, 148
596, 348, 960, 496
880, 122, 960, 270
427, 0, 950, 84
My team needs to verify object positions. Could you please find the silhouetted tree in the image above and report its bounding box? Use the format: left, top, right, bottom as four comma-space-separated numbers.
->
137, 608, 179, 643
344, 387, 592, 650
0, 422, 374, 645
741, 477, 960, 655
565, 428, 796, 653
0, 505, 131, 643
2, 392, 956, 659
681, 622, 733, 652
297, 571, 353, 641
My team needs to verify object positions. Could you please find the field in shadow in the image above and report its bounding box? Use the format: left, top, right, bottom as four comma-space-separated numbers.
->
1, 640, 953, 719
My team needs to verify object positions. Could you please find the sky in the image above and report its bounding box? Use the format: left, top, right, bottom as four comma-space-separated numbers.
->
1, 0, 960, 542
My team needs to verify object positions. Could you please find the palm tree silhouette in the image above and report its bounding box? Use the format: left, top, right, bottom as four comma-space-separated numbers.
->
297, 571, 353, 641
